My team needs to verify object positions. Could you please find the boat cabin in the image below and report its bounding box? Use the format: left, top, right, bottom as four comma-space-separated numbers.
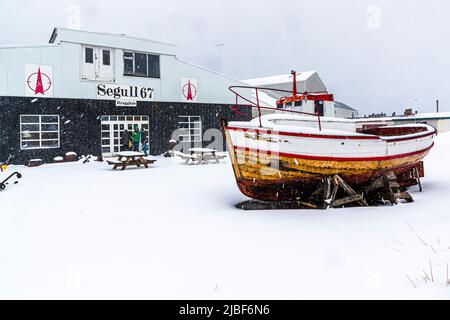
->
273, 71, 335, 118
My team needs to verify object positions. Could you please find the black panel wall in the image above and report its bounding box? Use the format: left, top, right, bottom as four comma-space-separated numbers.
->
0, 96, 251, 164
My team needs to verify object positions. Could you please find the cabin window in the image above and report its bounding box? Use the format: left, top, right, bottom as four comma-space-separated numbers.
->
20, 115, 60, 150
294, 101, 303, 107
123, 51, 160, 78
178, 116, 202, 143
314, 101, 324, 116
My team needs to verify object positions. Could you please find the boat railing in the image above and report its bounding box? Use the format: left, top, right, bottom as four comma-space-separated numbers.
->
229, 85, 323, 131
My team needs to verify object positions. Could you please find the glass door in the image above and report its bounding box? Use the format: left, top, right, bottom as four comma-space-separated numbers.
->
101, 116, 149, 157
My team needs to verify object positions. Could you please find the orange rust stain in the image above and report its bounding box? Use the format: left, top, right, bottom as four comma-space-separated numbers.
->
233, 148, 430, 182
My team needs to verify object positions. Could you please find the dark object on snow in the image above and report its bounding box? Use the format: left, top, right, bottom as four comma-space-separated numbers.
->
53, 157, 64, 163
96, 155, 104, 162
82, 155, 92, 164
237, 200, 318, 210
163, 140, 179, 157
65, 152, 78, 162
0, 172, 22, 191
27, 159, 43, 167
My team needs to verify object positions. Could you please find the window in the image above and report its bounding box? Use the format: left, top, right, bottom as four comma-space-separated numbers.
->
103, 50, 111, 66
123, 51, 160, 78
147, 54, 160, 78
20, 115, 60, 150
314, 101, 324, 116
85, 47, 94, 64
135, 53, 148, 76
178, 116, 202, 143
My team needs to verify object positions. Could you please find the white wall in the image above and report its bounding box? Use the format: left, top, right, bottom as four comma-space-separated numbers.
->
0, 34, 244, 104
0, 50, 5, 95
335, 107, 358, 119
0, 45, 61, 97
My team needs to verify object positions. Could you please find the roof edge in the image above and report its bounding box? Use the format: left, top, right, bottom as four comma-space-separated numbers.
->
176, 58, 247, 84
50, 27, 178, 48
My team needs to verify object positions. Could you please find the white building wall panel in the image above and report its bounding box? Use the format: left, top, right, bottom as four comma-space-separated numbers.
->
0, 39, 242, 104
0, 50, 6, 96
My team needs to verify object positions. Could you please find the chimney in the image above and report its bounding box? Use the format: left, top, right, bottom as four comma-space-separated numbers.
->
436, 100, 439, 113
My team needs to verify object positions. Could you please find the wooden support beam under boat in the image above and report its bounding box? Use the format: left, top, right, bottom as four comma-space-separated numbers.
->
331, 175, 369, 207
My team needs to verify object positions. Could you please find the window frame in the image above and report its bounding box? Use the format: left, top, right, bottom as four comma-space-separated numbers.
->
20, 115, 60, 150
123, 50, 160, 79
178, 116, 202, 143
102, 49, 111, 66
85, 47, 94, 64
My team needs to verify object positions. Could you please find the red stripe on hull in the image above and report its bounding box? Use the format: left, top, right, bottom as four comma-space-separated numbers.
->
226, 126, 436, 142
225, 126, 380, 140
384, 131, 436, 143
234, 143, 434, 162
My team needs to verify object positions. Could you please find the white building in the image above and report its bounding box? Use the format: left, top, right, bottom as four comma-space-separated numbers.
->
0, 28, 250, 164
243, 71, 359, 119
0, 28, 244, 104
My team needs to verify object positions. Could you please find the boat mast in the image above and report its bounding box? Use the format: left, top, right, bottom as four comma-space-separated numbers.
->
291, 70, 297, 97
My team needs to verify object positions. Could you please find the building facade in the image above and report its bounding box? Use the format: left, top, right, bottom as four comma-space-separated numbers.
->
243, 71, 359, 119
0, 28, 250, 164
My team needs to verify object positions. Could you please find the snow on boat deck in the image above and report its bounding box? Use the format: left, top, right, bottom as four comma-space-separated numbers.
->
0, 134, 450, 299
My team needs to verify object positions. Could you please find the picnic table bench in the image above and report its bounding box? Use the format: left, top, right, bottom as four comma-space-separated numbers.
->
175, 148, 227, 165
107, 152, 157, 170
175, 152, 201, 164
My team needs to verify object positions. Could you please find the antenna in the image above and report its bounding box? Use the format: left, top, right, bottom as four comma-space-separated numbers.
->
215, 43, 224, 73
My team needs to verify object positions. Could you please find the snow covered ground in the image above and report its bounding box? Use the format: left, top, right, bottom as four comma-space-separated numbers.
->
1, 134, 449, 300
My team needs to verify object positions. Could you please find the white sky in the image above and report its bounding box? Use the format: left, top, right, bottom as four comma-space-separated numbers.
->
1, 0, 449, 115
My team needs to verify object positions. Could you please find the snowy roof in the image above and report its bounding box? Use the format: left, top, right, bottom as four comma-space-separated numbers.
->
334, 101, 358, 112
49, 27, 176, 47
244, 71, 317, 86
48, 28, 177, 56
0, 43, 58, 49
356, 112, 450, 123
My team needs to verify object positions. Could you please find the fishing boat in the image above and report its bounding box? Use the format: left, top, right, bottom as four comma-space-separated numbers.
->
222, 72, 437, 202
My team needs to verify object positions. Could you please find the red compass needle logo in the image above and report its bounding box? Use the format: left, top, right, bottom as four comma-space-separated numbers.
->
27, 67, 52, 95
183, 80, 197, 101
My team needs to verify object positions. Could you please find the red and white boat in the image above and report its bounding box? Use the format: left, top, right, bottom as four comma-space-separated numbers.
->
222, 72, 437, 202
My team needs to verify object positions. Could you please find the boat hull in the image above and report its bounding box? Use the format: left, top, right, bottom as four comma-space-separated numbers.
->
232, 146, 431, 202
223, 122, 435, 202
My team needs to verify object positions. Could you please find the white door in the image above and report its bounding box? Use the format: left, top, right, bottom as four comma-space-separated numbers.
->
82, 46, 95, 80
82, 46, 114, 82
97, 48, 114, 82
101, 115, 150, 157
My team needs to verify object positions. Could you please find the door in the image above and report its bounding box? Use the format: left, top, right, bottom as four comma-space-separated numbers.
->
82, 46, 95, 80
101, 116, 150, 157
314, 101, 324, 116
82, 46, 114, 82
97, 48, 114, 81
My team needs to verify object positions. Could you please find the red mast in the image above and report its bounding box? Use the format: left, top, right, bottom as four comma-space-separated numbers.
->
291, 70, 297, 97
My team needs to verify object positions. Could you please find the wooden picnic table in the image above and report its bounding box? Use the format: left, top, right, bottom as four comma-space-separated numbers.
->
107, 152, 157, 170
188, 148, 221, 165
